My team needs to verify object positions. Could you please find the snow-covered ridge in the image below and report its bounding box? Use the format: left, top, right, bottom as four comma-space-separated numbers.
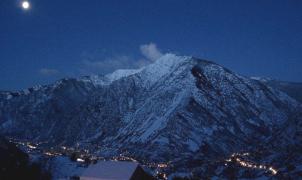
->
105, 69, 142, 82
80, 68, 143, 86
140, 54, 191, 81
250, 76, 273, 82
79, 53, 191, 86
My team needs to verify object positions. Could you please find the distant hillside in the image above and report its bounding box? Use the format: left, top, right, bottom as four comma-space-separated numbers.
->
266, 80, 302, 103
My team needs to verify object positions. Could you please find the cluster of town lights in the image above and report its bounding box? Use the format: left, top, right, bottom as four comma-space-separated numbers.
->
225, 152, 278, 175
9, 138, 169, 179
12, 138, 279, 179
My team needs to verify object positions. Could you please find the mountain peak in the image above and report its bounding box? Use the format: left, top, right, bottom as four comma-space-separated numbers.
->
1, 54, 301, 179
79, 54, 193, 87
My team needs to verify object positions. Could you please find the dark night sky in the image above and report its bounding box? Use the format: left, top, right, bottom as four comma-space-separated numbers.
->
0, 0, 301, 90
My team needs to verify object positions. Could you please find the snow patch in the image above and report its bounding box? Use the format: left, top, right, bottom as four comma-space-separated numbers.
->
140, 54, 191, 86
46, 156, 85, 179
81, 161, 138, 180
139, 116, 162, 142
23, 89, 30, 95
6, 94, 12, 100
105, 69, 142, 82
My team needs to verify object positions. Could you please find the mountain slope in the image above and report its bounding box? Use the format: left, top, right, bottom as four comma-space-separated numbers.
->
0, 54, 301, 178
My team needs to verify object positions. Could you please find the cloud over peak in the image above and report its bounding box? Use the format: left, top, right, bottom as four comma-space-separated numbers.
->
79, 42, 165, 75
140, 42, 163, 62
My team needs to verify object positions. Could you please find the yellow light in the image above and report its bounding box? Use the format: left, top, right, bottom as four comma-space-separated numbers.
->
225, 153, 278, 176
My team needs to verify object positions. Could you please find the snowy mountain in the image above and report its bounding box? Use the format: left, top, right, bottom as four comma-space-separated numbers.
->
0, 54, 301, 179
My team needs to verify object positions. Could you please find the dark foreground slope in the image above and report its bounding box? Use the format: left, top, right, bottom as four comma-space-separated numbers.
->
0, 54, 301, 179
0, 136, 51, 180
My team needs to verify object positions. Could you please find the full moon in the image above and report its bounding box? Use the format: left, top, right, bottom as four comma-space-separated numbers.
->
22, 1, 30, 10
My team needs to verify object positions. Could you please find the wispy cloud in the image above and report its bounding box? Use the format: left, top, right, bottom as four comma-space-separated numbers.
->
39, 68, 59, 76
79, 42, 165, 75
80, 55, 139, 75
140, 42, 163, 62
